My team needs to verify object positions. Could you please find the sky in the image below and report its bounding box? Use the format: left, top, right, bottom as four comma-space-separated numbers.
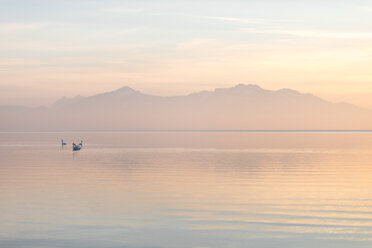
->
1, 0, 372, 108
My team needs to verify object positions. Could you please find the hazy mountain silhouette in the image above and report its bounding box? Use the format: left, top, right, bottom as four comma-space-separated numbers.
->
1, 84, 371, 130
53, 95, 86, 108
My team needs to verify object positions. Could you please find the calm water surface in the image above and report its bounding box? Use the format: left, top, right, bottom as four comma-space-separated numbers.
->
0, 132, 372, 248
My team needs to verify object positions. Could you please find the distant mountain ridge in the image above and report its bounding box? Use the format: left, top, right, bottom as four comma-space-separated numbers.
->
0, 84, 371, 130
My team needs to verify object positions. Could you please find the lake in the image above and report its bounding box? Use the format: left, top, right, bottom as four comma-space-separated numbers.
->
0, 131, 372, 248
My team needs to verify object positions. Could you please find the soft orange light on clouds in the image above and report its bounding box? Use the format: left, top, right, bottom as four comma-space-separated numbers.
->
0, 0, 371, 108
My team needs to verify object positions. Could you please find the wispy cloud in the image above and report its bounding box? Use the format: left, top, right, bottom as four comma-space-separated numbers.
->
0, 22, 59, 32
242, 28, 372, 39
103, 7, 144, 13
0, 58, 46, 68
175, 38, 216, 50
203, 16, 266, 25
203, 16, 297, 25
360, 6, 372, 12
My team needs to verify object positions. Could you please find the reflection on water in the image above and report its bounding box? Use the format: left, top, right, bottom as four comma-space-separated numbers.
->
0, 132, 372, 248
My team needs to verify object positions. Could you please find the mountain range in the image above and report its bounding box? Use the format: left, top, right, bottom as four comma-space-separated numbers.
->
1, 84, 371, 130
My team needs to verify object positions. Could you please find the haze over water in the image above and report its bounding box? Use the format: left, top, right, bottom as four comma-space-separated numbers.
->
1, 131, 372, 248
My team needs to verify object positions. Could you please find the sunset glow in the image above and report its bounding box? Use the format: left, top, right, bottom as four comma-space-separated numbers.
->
1, 0, 372, 107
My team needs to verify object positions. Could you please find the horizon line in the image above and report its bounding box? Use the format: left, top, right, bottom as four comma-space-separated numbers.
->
2, 129, 372, 133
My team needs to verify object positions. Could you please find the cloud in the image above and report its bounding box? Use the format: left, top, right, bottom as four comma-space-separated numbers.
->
361, 7, 372, 12
241, 28, 372, 39
0, 22, 59, 32
203, 16, 297, 25
175, 38, 216, 50
0, 58, 45, 67
102, 7, 144, 13
203, 16, 266, 25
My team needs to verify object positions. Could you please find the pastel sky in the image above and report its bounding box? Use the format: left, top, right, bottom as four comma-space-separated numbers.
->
1, 0, 372, 107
